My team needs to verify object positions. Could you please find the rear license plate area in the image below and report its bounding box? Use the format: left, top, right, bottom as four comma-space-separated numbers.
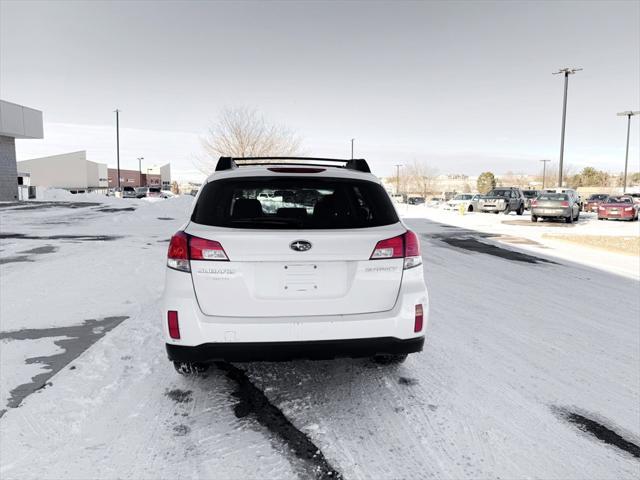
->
284, 264, 318, 292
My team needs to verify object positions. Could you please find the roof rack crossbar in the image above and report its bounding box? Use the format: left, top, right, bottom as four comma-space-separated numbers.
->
214, 156, 371, 173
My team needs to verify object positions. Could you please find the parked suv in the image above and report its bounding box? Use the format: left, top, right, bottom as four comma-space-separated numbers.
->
478, 187, 525, 215
121, 186, 137, 198
162, 157, 429, 374
522, 190, 540, 210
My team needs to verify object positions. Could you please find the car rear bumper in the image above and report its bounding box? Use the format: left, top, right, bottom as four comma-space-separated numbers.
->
166, 336, 425, 363
162, 263, 428, 347
598, 211, 635, 219
531, 207, 571, 217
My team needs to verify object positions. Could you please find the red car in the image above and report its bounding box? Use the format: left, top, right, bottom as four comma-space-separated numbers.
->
597, 196, 638, 221
584, 194, 609, 213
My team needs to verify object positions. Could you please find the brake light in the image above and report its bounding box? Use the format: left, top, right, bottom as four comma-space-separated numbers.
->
267, 167, 326, 173
414, 304, 424, 332
168, 310, 180, 339
167, 231, 229, 272
561, 201, 569, 207
167, 231, 190, 272
371, 235, 403, 259
190, 237, 228, 261
370, 230, 422, 269
531, 200, 538, 207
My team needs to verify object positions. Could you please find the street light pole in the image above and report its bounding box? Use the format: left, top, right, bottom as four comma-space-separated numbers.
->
137, 157, 144, 187
617, 111, 639, 193
114, 109, 121, 190
552, 67, 582, 187
540, 159, 551, 189
350, 138, 355, 159
394, 164, 403, 196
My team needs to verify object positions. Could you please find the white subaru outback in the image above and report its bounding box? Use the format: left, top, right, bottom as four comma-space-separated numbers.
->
162, 157, 428, 374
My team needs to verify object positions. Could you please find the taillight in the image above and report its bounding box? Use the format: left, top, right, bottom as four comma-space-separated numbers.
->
190, 237, 228, 261
167, 231, 190, 272
414, 304, 424, 332
267, 167, 326, 173
168, 310, 180, 339
531, 200, 538, 207
370, 235, 403, 259
370, 230, 422, 269
167, 231, 229, 272
561, 201, 569, 207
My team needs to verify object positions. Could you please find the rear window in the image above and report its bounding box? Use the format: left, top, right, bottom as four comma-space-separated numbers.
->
192, 177, 399, 229
523, 190, 538, 198
149, 187, 161, 193
588, 194, 608, 201
538, 194, 568, 201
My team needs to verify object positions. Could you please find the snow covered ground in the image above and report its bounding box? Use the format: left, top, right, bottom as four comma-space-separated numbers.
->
1, 195, 639, 479
399, 204, 640, 279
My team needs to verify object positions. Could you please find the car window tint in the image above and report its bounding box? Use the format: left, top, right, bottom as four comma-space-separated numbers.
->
192, 177, 399, 229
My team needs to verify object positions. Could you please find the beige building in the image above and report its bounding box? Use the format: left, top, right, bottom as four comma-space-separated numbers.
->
17, 151, 108, 193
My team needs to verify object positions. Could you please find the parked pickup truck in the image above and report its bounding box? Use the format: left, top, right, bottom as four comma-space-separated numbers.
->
478, 187, 525, 215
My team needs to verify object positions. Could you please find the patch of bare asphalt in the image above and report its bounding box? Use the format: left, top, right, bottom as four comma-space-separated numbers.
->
0, 245, 59, 265
0, 201, 102, 211
216, 361, 343, 480
0, 256, 34, 265
0, 233, 122, 241
0, 316, 127, 418
553, 406, 640, 460
96, 207, 136, 213
427, 226, 558, 265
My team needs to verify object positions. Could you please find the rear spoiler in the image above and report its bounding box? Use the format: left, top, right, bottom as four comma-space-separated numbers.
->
215, 156, 371, 173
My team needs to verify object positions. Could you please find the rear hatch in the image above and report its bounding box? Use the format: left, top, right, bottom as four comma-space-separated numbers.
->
534, 193, 568, 213
185, 174, 406, 318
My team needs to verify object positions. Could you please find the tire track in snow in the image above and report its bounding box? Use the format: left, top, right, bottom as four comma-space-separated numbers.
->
216, 362, 344, 480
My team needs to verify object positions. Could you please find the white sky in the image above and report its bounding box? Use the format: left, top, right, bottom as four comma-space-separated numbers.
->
1, 0, 638, 182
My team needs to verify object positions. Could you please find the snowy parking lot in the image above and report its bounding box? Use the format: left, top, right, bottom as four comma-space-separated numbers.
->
1, 196, 639, 479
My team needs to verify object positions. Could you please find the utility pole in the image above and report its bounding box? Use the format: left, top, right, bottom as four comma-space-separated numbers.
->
616, 111, 639, 193
114, 109, 121, 190
350, 138, 355, 159
552, 67, 582, 187
394, 164, 403, 196
137, 157, 144, 187
540, 159, 551, 189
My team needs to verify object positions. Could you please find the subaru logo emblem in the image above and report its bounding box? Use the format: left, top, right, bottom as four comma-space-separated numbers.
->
290, 240, 312, 252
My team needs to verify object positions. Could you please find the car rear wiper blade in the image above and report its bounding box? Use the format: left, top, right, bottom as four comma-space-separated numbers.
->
229, 218, 305, 227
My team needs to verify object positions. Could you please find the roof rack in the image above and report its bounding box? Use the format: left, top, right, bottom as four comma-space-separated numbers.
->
215, 156, 371, 173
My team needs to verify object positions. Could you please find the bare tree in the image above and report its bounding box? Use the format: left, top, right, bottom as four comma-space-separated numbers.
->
197, 107, 303, 174
403, 160, 438, 197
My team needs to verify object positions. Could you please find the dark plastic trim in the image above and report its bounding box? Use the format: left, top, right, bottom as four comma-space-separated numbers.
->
166, 336, 424, 363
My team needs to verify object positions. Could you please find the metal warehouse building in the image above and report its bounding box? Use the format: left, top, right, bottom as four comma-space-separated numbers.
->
17, 151, 109, 193
0, 100, 44, 201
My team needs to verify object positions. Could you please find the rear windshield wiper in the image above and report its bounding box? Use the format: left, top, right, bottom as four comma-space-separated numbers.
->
228, 217, 305, 228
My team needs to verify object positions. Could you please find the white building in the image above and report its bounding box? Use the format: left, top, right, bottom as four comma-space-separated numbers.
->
17, 151, 108, 193
0, 100, 44, 200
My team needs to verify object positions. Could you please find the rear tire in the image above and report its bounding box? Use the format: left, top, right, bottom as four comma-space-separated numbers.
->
173, 361, 209, 376
531, 215, 538, 223
373, 354, 408, 365
468, 205, 474, 212
516, 204, 524, 216
565, 214, 573, 224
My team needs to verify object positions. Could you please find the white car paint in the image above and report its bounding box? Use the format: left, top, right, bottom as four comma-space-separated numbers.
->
162, 162, 429, 361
